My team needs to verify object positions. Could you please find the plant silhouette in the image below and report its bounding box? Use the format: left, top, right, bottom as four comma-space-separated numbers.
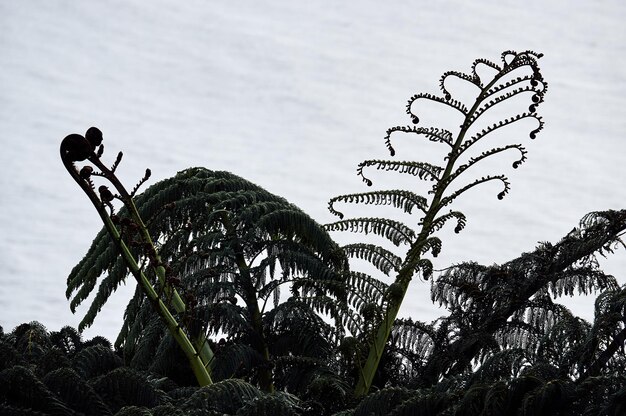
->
325, 50, 547, 396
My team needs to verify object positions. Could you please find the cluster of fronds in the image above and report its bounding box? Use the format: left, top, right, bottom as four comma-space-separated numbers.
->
66, 166, 351, 393
0, 322, 315, 416
336, 210, 626, 415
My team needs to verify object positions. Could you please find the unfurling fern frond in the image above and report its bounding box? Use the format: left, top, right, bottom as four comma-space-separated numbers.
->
327, 51, 549, 397
357, 160, 443, 186
385, 126, 454, 156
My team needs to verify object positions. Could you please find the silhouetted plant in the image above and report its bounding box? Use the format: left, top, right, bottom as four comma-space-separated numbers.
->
325, 50, 548, 397
61, 130, 214, 386
335, 210, 626, 415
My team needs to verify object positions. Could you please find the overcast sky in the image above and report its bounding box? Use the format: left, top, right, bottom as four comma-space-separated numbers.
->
1, 1, 625, 341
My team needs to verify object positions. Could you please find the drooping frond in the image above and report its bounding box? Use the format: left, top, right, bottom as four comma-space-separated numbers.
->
324, 217, 415, 247
0, 365, 74, 415
42, 367, 112, 416
89, 367, 170, 413
342, 244, 402, 276
390, 318, 437, 360
421, 209, 626, 387
328, 190, 428, 219
65, 166, 349, 392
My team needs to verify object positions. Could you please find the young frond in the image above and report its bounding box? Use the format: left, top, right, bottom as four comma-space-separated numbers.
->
357, 160, 443, 186
453, 113, 543, 161
439, 174, 511, 207
406, 92, 469, 117
445, 144, 527, 187
419, 236, 443, 258
439, 70, 481, 101
384, 126, 454, 156
324, 217, 416, 247
468, 85, 542, 128
471, 58, 501, 81
429, 210, 467, 234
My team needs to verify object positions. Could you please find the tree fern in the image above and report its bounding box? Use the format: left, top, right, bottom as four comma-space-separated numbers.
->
419, 210, 626, 387
326, 50, 548, 397
63, 134, 350, 391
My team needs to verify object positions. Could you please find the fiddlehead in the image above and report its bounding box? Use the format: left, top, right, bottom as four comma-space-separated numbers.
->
60, 128, 214, 387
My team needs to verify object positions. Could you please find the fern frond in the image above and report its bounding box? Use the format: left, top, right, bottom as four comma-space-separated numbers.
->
429, 210, 467, 234
352, 386, 413, 416
42, 367, 112, 416
328, 190, 428, 219
324, 217, 415, 247
90, 367, 170, 413
211, 343, 264, 382
236, 394, 302, 416
439, 174, 510, 207
406, 92, 469, 117
72, 344, 123, 380
439, 70, 481, 101
181, 379, 263, 414
357, 160, 443, 186
0, 365, 73, 416
384, 126, 454, 156
391, 318, 437, 359
342, 243, 402, 276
